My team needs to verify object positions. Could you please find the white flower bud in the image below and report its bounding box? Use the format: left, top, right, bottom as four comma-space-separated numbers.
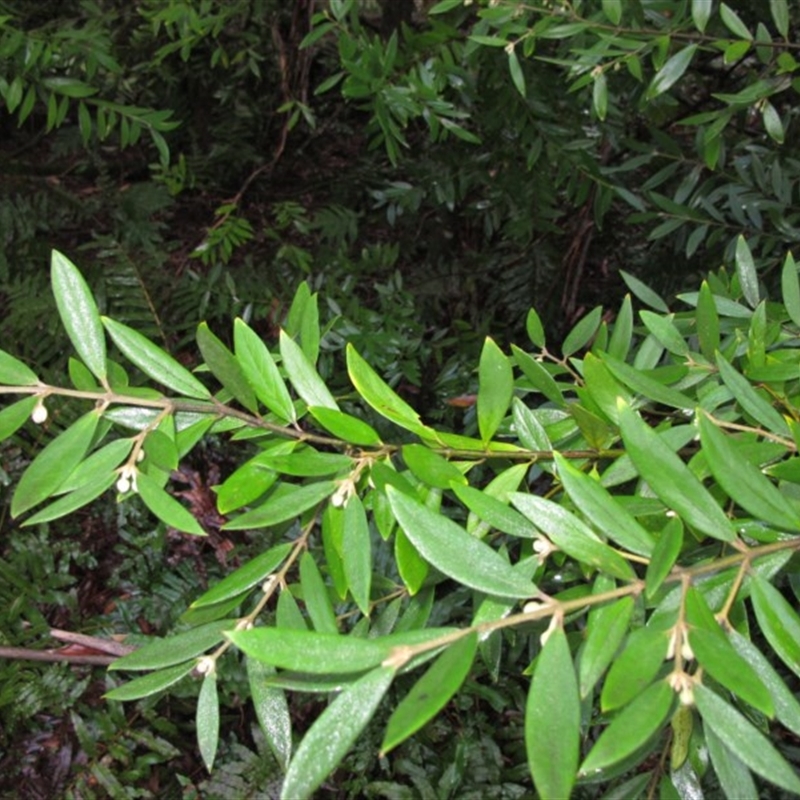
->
116, 475, 131, 494
196, 656, 216, 675
31, 401, 48, 424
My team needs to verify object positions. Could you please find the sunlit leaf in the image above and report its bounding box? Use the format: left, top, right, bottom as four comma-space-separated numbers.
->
0, 349, 39, 385
309, 406, 382, 446
280, 329, 338, 411
477, 337, 514, 444
562, 306, 602, 356
247, 658, 292, 770
137, 471, 206, 536
647, 45, 697, 99
691, 0, 711, 32
197, 672, 219, 771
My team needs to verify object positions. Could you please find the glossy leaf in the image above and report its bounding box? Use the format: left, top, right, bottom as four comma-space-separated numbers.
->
197, 672, 219, 771
23, 472, 117, 526
647, 45, 697, 99
104, 662, 194, 701
511, 493, 636, 580
0, 349, 39, 385
451, 482, 535, 538
526, 308, 545, 348
691, 0, 711, 32
645, 518, 683, 598
233, 318, 295, 422
512, 345, 566, 407
279, 329, 338, 411
554, 453, 654, 556
507, 48, 525, 97
526, 628, 580, 800
694, 684, 800, 795
137, 471, 206, 536
639, 311, 688, 357
395, 528, 429, 595
706, 725, 758, 800
477, 337, 514, 444
782, 253, 800, 328
247, 658, 292, 770
620, 270, 668, 312
735, 235, 759, 308
698, 413, 800, 530
346, 344, 429, 437
197, 321, 257, 412
51, 250, 107, 383
388, 486, 537, 599
309, 406, 381, 446
190, 542, 293, 608
719, 3, 753, 40
715, 352, 790, 436
103, 317, 210, 399
512, 397, 553, 451
257, 449, 353, 477
402, 444, 466, 490
58, 438, 133, 494
381, 632, 477, 755
696, 281, 720, 360
750, 573, 800, 679
580, 596, 635, 698
562, 306, 602, 356
280, 666, 395, 800
770, 0, 789, 36
580, 680, 673, 775
110, 620, 233, 671
0, 396, 39, 440
601, 626, 670, 711
603, 354, 692, 410
12, 410, 100, 517
618, 401, 734, 541
342, 495, 372, 616
299, 549, 338, 634
223, 480, 336, 530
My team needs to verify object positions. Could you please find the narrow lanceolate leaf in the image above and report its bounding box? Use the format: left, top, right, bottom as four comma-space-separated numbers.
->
554, 453, 654, 556
478, 337, 513, 444
735, 235, 759, 308
698, 414, 800, 530
190, 542, 293, 609
694, 684, 800, 795
715, 352, 791, 437
110, 620, 233, 671
510, 493, 636, 580
601, 626, 670, 711
617, 401, 735, 541
300, 549, 339, 634
691, 0, 712, 32
450, 483, 536, 539
102, 317, 210, 399
280, 666, 395, 800
197, 322, 257, 412
579, 597, 635, 698
197, 672, 219, 772
0, 349, 39, 385
696, 281, 720, 361
23, 472, 117, 525
0, 396, 38, 441
512, 345, 566, 407
104, 662, 194, 701
381, 632, 477, 756
580, 680, 673, 776
233, 318, 296, 422
770, 0, 789, 37
781, 253, 800, 328
647, 45, 697, 99
387, 486, 537, 600
279, 329, 338, 411
706, 725, 758, 800
247, 658, 292, 770
645, 518, 683, 598
12, 410, 100, 517
562, 306, 602, 356
137, 471, 206, 536
402, 444, 466, 490
750, 573, 800, 679
342, 495, 372, 616
526, 628, 580, 800
603, 354, 693, 410
346, 344, 429, 437
223, 480, 336, 530
309, 406, 382, 446
51, 250, 107, 383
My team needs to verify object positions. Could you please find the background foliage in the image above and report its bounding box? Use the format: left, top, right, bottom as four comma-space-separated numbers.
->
1, 0, 800, 797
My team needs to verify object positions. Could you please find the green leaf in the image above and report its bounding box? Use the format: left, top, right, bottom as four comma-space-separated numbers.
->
381, 633, 477, 755
190, 543, 293, 608
104, 662, 194, 701
619, 271, 668, 312
761, 101, 784, 144
280, 666, 395, 800
554, 454, 654, 556
197, 322, 257, 412
0, 349, 39, 385
309, 406, 381, 446
511, 398, 553, 452
395, 528, 429, 595
593, 72, 608, 120
299, 549, 339, 634
346, 344, 429, 437
719, 3, 753, 39
387, 486, 537, 599
696, 281, 720, 361
706, 725, 758, 800
103, 317, 210, 399
512, 345, 566, 407
601, 626, 670, 711
0, 396, 39, 440
12, 410, 100, 517
526, 628, 580, 800
223, 480, 336, 530
51, 250, 107, 383
602, 354, 693, 410
562, 306, 603, 356
257, 449, 353, 477
735, 235, 759, 308
507, 48, 526, 97
715, 352, 790, 437
602, 0, 622, 25
110, 621, 233, 671
477, 337, 514, 444
402, 444, 466, 490
451, 483, 535, 539
645, 518, 683, 598
510, 493, 636, 580
782, 253, 800, 328
233, 318, 295, 422
607, 294, 633, 361
137, 471, 206, 536
342, 496, 372, 616
526, 308, 546, 348
639, 311, 688, 357
247, 658, 292, 770
580, 680, 674, 775
579, 596, 635, 698
698, 414, 800, 530
694, 684, 800, 795
197, 672, 219, 771
617, 401, 735, 541
58, 438, 133, 494
750, 573, 800, 679
23, 472, 117, 526
691, 0, 712, 32
647, 45, 697, 99
279, 329, 338, 411
770, 0, 789, 36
